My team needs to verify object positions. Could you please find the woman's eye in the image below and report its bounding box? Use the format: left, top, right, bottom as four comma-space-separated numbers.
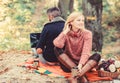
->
82, 20, 84, 22
77, 19, 81, 21
77, 19, 84, 22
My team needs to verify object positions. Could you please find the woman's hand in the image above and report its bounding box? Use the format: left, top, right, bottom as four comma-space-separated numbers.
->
36, 48, 43, 54
63, 23, 71, 34
78, 64, 83, 72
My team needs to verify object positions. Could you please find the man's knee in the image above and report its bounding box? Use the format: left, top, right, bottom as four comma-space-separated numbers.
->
54, 47, 64, 57
89, 53, 101, 62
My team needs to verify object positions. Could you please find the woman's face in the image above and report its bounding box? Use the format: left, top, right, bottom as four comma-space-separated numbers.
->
71, 15, 85, 31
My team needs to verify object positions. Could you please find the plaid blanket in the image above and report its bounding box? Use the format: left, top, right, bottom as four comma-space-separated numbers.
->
18, 58, 112, 82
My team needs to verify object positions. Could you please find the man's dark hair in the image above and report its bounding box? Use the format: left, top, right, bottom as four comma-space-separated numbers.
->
47, 7, 61, 17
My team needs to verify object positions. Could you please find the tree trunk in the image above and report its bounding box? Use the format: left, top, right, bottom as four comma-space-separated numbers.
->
69, 0, 74, 13
82, 0, 103, 52
58, 0, 74, 19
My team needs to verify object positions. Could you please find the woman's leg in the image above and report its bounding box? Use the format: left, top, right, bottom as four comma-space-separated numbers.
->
54, 47, 79, 83
76, 53, 101, 83
78, 53, 101, 77
54, 47, 77, 72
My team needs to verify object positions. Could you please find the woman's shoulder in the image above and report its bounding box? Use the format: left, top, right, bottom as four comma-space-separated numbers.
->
83, 29, 92, 35
82, 29, 92, 38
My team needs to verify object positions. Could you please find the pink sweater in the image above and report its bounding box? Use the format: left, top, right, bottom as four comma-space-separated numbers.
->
53, 30, 92, 65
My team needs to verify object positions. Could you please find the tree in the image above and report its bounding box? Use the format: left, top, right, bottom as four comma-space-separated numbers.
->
58, 0, 74, 19
82, 0, 103, 52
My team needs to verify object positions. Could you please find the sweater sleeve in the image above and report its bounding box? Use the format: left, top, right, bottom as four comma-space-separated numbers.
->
79, 31, 92, 65
53, 32, 66, 48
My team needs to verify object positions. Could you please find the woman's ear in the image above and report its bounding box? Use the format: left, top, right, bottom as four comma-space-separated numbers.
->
70, 22, 73, 25
68, 23, 72, 29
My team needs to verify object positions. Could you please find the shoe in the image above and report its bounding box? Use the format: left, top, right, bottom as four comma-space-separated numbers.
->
46, 62, 60, 66
77, 76, 89, 83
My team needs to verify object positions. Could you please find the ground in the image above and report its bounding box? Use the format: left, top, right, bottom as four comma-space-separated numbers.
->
0, 51, 68, 83
0, 40, 120, 83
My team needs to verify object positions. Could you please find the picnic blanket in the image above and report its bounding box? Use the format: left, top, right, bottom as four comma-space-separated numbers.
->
18, 58, 112, 82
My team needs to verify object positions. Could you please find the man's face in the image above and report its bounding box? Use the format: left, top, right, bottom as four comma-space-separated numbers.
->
47, 13, 53, 21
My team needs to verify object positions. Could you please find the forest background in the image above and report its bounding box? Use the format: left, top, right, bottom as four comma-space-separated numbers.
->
0, 0, 120, 59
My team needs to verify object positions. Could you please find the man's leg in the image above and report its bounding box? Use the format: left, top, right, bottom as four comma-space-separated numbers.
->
38, 54, 47, 64
31, 48, 47, 63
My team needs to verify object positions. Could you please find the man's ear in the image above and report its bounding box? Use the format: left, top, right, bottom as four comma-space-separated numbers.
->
51, 15, 54, 19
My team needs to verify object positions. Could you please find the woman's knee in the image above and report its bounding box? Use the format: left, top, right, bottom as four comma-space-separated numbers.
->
89, 53, 101, 62
54, 47, 64, 57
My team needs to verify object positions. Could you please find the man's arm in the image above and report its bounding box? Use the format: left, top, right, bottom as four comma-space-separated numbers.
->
36, 26, 48, 54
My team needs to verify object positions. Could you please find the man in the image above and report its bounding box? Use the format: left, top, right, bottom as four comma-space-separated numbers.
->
36, 7, 65, 65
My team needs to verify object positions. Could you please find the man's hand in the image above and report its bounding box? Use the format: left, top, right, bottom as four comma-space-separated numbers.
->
36, 48, 42, 54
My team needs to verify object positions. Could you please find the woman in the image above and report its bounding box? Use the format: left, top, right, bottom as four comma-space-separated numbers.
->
53, 12, 101, 83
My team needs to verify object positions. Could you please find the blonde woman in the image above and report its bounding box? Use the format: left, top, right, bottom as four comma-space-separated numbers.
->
53, 12, 101, 83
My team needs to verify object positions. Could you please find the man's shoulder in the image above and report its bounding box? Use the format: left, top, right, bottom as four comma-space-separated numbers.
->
44, 21, 65, 27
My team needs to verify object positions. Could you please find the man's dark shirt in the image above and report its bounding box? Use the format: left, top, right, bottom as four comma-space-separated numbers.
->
36, 20, 65, 62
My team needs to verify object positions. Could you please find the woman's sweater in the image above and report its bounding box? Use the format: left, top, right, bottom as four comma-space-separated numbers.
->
53, 29, 92, 65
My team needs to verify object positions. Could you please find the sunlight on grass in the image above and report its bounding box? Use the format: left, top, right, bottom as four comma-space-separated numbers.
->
0, 17, 39, 51
102, 39, 120, 59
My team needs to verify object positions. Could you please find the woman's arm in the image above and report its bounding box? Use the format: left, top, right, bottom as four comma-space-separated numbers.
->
53, 32, 66, 48
79, 31, 92, 65
54, 23, 71, 48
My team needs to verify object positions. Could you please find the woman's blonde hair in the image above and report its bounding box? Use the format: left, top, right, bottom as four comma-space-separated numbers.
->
63, 12, 85, 31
